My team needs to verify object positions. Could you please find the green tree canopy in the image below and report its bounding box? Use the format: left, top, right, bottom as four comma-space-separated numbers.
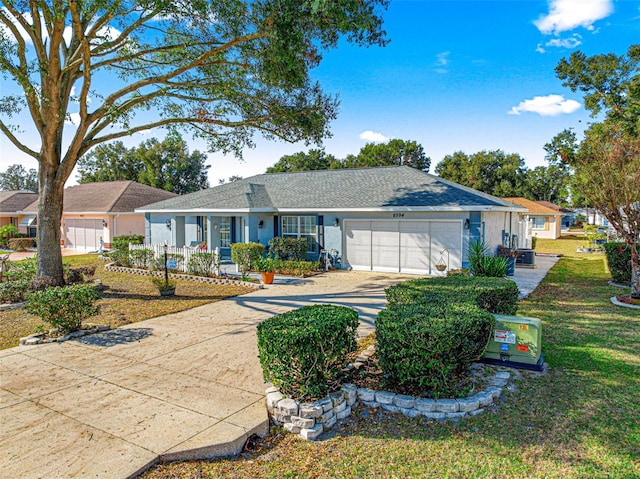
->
266, 149, 340, 173
0, 164, 38, 191
266, 139, 430, 173
0, 0, 388, 283
435, 150, 527, 198
551, 44, 640, 295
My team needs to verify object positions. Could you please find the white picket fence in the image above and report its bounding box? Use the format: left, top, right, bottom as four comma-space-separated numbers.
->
129, 243, 220, 274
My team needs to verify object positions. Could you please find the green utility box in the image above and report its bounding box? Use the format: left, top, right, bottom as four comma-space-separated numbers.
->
481, 314, 543, 371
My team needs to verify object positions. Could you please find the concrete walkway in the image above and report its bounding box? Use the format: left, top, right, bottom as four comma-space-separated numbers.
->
0, 260, 557, 479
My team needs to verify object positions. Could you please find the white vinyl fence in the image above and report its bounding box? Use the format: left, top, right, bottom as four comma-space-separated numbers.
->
129, 243, 221, 274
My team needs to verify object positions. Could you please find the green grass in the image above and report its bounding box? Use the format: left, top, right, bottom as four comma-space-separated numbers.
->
142, 237, 639, 479
0, 255, 252, 350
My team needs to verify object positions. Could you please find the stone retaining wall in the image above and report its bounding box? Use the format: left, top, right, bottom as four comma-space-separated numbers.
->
265, 344, 512, 441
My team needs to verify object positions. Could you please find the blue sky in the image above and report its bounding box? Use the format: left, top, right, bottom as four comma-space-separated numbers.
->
1, 0, 638, 185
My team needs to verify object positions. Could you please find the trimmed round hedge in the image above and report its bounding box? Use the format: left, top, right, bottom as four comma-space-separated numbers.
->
603, 242, 631, 285
257, 304, 359, 400
385, 275, 519, 315
376, 302, 495, 398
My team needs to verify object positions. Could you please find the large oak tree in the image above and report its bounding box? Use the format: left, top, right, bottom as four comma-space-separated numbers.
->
0, 0, 388, 283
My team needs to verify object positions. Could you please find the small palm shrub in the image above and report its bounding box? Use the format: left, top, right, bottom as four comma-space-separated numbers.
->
468, 240, 508, 277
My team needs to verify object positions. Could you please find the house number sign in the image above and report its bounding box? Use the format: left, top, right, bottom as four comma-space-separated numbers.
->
393, 213, 405, 218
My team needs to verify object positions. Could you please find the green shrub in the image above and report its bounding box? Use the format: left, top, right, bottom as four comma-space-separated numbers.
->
187, 252, 219, 276
531, 236, 538, 250
385, 276, 519, 315
268, 237, 308, 260
26, 284, 100, 334
8, 237, 34, 251
376, 302, 495, 398
5, 257, 37, 282
0, 224, 18, 247
446, 268, 471, 277
109, 249, 131, 267
0, 279, 31, 303
129, 248, 154, 269
467, 240, 508, 277
231, 242, 264, 279
274, 259, 320, 276
603, 242, 631, 285
111, 234, 144, 251
257, 304, 359, 400
151, 253, 184, 272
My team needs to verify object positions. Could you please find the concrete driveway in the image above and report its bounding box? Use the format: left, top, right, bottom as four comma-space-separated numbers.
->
0, 270, 413, 479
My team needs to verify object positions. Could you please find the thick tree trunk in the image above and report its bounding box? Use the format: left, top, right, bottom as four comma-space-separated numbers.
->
36, 163, 65, 285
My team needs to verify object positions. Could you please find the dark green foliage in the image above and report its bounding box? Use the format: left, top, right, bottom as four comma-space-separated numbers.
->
604, 242, 632, 284
26, 284, 100, 334
5, 257, 37, 283
0, 224, 18, 248
111, 235, 144, 252
187, 252, 219, 276
376, 302, 494, 398
385, 276, 519, 315
257, 305, 359, 400
109, 250, 131, 267
268, 237, 308, 261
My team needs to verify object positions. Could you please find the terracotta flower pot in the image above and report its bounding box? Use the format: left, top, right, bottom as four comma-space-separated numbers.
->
261, 272, 275, 284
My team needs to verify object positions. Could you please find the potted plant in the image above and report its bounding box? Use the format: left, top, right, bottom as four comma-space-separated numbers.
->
254, 255, 277, 284
151, 276, 176, 296
496, 245, 518, 276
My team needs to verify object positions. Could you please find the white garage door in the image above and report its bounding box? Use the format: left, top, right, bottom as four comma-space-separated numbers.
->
65, 219, 103, 250
344, 220, 462, 275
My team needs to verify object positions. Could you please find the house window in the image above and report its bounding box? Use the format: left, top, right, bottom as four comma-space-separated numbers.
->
531, 217, 546, 230
282, 215, 317, 252
219, 217, 231, 247
196, 216, 208, 243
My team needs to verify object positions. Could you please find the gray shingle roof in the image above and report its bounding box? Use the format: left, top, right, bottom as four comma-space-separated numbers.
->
0, 191, 39, 213
22, 181, 177, 213
139, 166, 525, 212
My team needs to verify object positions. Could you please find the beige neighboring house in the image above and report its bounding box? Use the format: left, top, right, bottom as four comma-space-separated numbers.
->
504, 197, 564, 240
21, 181, 177, 250
0, 191, 39, 236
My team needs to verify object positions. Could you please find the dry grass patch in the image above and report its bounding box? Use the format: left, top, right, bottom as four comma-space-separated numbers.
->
0, 255, 253, 350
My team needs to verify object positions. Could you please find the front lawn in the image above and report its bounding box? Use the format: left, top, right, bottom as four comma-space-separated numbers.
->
0, 255, 252, 350
141, 237, 640, 479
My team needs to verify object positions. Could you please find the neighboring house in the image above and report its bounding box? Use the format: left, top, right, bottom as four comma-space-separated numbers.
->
0, 191, 39, 236
138, 167, 526, 275
22, 181, 177, 250
535, 200, 575, 229
573, 207, 610, 227
504, 197, 564, 240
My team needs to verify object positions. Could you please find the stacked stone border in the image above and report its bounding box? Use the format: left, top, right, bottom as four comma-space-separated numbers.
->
104, 263, 262, 289
265, 344, 511, 441
20, 324, 111, 346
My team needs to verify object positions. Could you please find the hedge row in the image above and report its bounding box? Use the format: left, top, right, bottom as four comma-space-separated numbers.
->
603, 242, 631, 285
385, 275, 519, 315
257, 304, 358, 400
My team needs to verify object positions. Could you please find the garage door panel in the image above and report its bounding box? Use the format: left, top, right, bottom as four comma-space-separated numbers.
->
345, 220, 372, 271
65, 218, 102, 250
400, 221, 430, 274
372, 221, 399, 272
430, 221, 462, 275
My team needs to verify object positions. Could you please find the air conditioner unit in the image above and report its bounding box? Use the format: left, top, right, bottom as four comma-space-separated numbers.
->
516, 248, 535, 266
481, 314, 543, 371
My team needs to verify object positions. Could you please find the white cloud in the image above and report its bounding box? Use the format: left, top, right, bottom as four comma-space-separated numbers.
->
359, 130, 388, 143
535, 0, 613, 35
545, 34, 582, 48
434, 51, 450, 74
536, 43, 546, 54
508, 95, 581, 116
